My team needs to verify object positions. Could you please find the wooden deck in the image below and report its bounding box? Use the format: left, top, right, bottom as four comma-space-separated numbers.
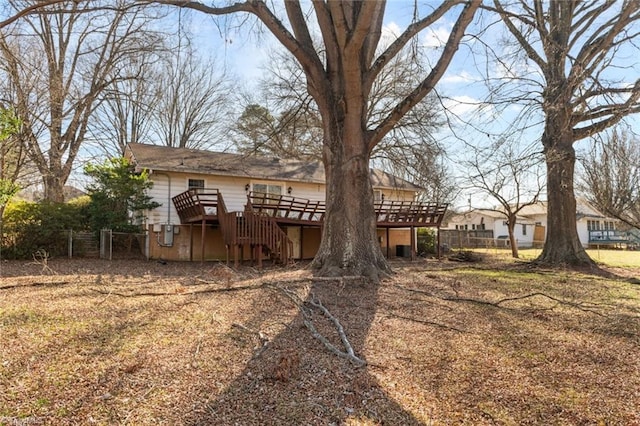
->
171, 188, 449, 264
246, 192, 448, 228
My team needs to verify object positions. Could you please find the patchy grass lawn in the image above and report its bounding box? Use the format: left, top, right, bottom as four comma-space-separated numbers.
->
472, 247, 640, 268
1, 257, 639, 425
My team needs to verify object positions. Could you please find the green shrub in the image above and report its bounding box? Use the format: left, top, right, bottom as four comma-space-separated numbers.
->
417, 228, 437, 256
1, 200, 89, 259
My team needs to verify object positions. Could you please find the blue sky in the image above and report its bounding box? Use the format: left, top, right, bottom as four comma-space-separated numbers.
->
68, 1, 640, 208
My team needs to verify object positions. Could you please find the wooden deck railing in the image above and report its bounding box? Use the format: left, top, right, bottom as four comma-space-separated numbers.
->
172, 188, 226, 223
247, 192, 447, 227
374, 200, 448, 227
247, 192, 326, 223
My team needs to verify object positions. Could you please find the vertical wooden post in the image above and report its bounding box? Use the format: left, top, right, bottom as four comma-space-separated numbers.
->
201, 220, 206, 263
410, 226, 416, 261
386, 227, 390, 258
189, 224, 193, 262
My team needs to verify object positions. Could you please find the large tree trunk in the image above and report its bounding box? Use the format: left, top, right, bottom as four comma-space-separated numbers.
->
311, 120, 391, 282
43, 173, 65, 203
537, 135, 593, 266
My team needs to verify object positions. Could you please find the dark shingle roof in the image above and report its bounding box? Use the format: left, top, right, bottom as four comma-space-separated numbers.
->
126, 143, 422, 191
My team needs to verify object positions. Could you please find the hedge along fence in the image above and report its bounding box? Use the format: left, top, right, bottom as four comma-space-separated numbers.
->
0, 199, 96, 259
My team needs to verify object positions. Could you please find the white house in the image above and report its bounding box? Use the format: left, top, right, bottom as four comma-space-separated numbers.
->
444, 198, 627, 249
443, 209, 538, 248
124, 143, 448, 263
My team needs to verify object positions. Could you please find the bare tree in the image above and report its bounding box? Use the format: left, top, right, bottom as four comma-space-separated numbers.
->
143, 0, 480, 280
485, 0, 640, 266
463, 137, 545, 258
88, 51, 163, 156
580, 129, 640, 229
0, 0, 163, 202
247, 42, 447, 179
149, 44, 235, 150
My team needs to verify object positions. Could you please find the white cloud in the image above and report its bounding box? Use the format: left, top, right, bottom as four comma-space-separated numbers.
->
421, 23, 453, 49
443, 95, 487, 118
441, 70, 476, 85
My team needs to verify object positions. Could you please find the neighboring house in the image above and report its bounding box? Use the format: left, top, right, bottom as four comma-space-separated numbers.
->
124, 143, 448, 263
442, 209, 538, 248
443, 198, 630, 249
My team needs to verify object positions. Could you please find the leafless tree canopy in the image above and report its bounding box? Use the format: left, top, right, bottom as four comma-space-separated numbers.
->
0, 0, 166, 201
236, 40, 452, 203
463, 137, 545, 258
484, 0, 640, 266
580, 130, 640, 230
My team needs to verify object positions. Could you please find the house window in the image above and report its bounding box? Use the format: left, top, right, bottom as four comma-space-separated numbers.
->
374, 190, 383, 202
522, 224, 527, 236
188, 179, 205, 191
478, 223, 485, 230
252, 183, 283, 203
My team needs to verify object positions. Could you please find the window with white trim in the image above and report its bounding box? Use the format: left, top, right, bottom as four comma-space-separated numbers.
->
188, 179, 205, 191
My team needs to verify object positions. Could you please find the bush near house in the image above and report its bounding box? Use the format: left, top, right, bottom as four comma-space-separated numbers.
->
417, 228, 437, 255
1, 199, 90, 259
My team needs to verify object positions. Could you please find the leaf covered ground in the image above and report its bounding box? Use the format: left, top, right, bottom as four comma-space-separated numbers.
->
1, 256, 639, 425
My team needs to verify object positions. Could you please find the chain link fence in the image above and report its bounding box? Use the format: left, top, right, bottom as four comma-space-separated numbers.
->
100, 229, 148, 260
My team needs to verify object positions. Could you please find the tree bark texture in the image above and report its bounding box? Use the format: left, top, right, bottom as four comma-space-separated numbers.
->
310, 121, 390, 280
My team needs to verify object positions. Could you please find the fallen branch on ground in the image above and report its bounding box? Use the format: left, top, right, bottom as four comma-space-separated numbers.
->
232, 323, 270, 358
90, 282, 273, 298
275, 285, 366, 367
0, 280, 70, 290
396, 285, 607, 316
386, 312, 466, 333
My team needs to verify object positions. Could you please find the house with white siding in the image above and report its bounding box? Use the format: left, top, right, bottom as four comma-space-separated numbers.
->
125, 143, 448, 264
442, 209, 539, 248
443, 199, 628, 249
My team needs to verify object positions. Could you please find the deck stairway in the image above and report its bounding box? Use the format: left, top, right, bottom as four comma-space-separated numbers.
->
171, 188, 293, 265
172, 188, 449, 264
626, 228, 640, 249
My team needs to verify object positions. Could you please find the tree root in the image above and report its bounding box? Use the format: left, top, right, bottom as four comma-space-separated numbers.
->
274, 285, 366, 367
396, 285, 608, 316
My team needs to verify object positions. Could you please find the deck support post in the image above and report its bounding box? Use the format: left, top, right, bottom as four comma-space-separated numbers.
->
201, 220, 206, 263
189, 224, 193, 262
410, 226, 416, 261
386, 228, 390, 259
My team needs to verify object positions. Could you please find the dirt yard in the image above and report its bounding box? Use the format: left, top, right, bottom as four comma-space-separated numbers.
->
1, 256, 639, 425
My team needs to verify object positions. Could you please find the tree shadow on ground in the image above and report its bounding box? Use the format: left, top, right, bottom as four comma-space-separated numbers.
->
183, 278, 423, 425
